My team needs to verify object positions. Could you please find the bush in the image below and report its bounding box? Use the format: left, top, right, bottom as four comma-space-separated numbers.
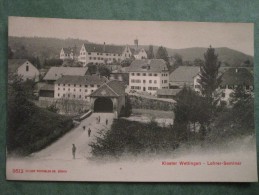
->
89, 119, 179, 158
8, 77, 73, 155
129, 95, 174, 111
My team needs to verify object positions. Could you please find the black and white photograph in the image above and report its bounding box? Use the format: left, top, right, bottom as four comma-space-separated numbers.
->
6, 16, 257, 182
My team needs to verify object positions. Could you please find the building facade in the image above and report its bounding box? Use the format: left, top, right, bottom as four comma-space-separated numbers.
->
8, 59, 40, 82
78, 43, 123, 66
78, 39, 147, 66
54, 75, 107, 101
219, 68, 254, 103
60, 47, 77, 60
128, 59, 169, 95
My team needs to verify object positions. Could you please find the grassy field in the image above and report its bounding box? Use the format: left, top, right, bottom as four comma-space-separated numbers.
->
132, 108, 174, 119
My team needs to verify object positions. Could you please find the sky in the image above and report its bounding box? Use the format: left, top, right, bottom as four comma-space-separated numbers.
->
9, 16, 254, 56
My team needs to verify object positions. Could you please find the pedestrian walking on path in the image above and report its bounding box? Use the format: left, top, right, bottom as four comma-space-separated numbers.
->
72, 144, 76, 159
88, 128, 91, 137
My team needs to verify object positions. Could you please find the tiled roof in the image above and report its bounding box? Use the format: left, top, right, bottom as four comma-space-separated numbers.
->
157, 89, 181, 96
90, 80, 125, 97
55, 75, 107, 85
8, 59, 31, 73
169, 66, 200, 83
43, 67, 88, 81
221, 68, 253, 86
83, 43, 124, 54
127, 59, 168, 73
133, 48, 146, 55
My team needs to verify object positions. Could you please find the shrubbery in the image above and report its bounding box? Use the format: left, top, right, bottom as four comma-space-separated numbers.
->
89, 119, 179, 158
129, 95, 174, 111
8, 76, 73, 155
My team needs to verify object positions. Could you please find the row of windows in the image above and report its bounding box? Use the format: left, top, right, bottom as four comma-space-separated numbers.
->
161, 80, 168, 84
131, 79, 141, 83
89, 57, 118, 61
130, 86, 158, 91
80, 52, 121, 56
57, 93, 90, 99
57, 84, 99, 88
58, 88, 95, 93
148, 87, 158, 90
131, 79, 158, 84
131, 73, 158, 76
131, 86, 141, 90
161, 73, 168, 76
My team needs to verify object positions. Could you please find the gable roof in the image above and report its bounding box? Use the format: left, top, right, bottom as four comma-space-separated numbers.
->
83, 43, 124, 54
62, 47, 78, 55
133, 48, 146, 55
8, 59, 31, 73
128, 59, 168, 73
221, 68, 253, 86
43, 67, 88, 81
169, 66, 200, 83
90, 80, 125, 97
55, 75, 107, 85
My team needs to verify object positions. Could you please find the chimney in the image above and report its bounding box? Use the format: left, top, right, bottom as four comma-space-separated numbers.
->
134, 39, 138, 49
103, 42, 106, 52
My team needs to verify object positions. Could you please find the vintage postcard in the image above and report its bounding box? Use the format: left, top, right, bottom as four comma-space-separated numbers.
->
6, 16, 257, 182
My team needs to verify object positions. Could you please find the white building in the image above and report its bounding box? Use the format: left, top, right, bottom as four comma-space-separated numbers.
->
8, 59, 40, 82
78, 39, 147, 66
78, 43, 124, 66
127, 59, 169, 94
60, 47, 77, 60
54, 75, 107, 101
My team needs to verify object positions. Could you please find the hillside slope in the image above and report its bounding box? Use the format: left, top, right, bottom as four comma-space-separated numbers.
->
9, 36, 253, 67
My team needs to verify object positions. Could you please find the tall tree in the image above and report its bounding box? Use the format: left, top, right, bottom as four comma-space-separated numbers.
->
173, 53, 183, 67
173, 86, 210, 141
147, 45, 155, 59
155, 46, 169, 65
198, 46, 221, 99
197, 46, 221, 139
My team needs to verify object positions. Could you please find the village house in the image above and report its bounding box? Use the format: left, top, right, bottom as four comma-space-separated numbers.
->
60, 47, 77, 60
218, 67, 254, 103
193, 67, 253, 104
39, 67, 89, 101
8, 59, 40, 82
54, 75, 107, 101
128, 59, 169, 95
169, 66, 200, 89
